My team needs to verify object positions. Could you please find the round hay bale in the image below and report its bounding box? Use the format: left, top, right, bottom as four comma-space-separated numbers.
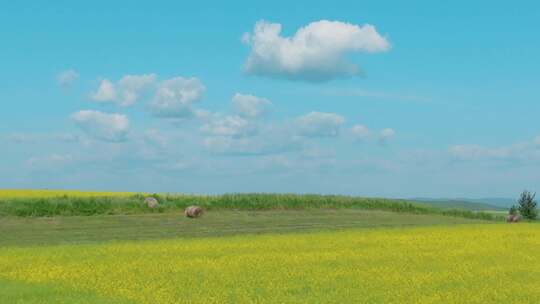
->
145, 197, 159, 209
185, 205, 203, 218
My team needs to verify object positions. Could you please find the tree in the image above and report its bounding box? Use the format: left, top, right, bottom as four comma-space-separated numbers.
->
517, 190, 538, 220
509, 205, 518, 215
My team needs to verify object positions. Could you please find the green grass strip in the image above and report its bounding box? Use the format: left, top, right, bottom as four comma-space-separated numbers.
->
0, 193, 504, 221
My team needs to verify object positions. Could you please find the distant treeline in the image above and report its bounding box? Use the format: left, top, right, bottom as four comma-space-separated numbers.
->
0, 193, 503, 221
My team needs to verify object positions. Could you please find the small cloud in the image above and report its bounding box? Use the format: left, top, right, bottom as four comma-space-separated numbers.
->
201, 115, 257, 138
57, 69, 79, 88
242, 20, 390, 82
350, 125, 370, 140
91, 74, 157, 107
150, 77, 205, 118
232, 93, 273, 118
89, 74, 206, 117
378, 128, 395, 144
71, 110, 130, 142
297, 112, 345, 137
92, 79, 116, 101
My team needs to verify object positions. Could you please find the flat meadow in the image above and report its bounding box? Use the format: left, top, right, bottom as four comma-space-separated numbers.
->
0, 190, 536, 303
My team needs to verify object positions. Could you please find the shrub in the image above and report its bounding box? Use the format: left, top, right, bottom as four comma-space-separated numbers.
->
517, 190, 538, 220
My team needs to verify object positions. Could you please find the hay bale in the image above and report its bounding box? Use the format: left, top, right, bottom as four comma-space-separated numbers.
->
506, 214, 522, 223
185, 205, 203, 218
145, 197, 159, 209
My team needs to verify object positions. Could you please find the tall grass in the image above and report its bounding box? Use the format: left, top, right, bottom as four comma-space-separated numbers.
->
0, 192, 503, 221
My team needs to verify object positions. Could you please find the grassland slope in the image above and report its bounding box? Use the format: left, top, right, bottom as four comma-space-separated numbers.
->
0, 190, 500, 221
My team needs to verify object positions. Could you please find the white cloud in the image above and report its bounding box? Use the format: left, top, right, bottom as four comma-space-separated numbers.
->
242, 20, 390, 81
198, 93, 270, 139
71, 110, 130, 142
351, 125, 370, 140
150, 77, 205, 117
202, 122, 303, 155
378, 128, 395, 144
92, 74, 157, 106
232, 93, 272, 118
90, 74, 205, 117
92, 79, 116, 101
57, 69, 79, 87
201, 115, 257, 138
297, 112, 345, 137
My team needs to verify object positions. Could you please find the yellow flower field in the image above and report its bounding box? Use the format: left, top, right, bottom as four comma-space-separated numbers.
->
1, 224, 540, 303
0, 189, 135, 199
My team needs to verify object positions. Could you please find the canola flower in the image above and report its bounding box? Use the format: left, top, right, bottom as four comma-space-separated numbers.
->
1, 224, 540, 303
0, 189, 135, 199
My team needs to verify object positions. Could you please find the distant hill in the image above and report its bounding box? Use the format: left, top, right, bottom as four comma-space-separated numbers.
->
462, 198, 515, 208
411, 198, 509, 211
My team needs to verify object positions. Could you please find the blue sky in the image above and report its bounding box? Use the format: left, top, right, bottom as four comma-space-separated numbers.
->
1, 1, 540, 198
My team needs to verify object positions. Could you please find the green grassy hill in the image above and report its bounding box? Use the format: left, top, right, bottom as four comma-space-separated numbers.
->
0, 191, 501, 222
413, 199, 506, 211
0, 189, 505, 247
